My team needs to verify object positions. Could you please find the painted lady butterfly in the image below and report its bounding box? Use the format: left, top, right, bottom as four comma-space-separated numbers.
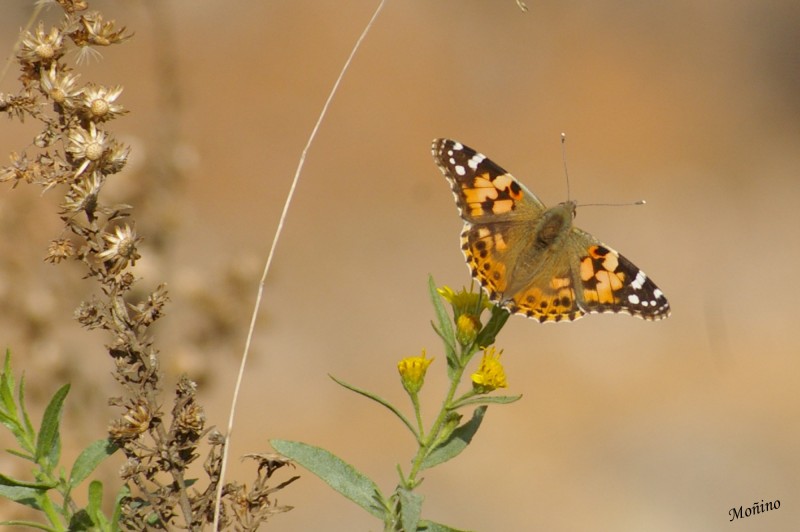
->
432, 138, 670, 323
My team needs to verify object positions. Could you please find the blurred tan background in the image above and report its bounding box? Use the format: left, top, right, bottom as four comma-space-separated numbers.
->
2, 0, 799, 530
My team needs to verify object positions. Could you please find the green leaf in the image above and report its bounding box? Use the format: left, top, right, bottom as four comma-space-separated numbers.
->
398, 487, 423, 532
428, 276, 457, 374
86, 480, 110, 528
429, 276, 455, 344
68, 509, 95, 531
110, 484, 130, 532
0, 474, 49, 510
329, 375, 418, 439
87, 480, 102, 513
270, 439, 387, 519
474, 305, 509, 348
0, 354, 24, 442
0, 351, 15, 416
420, 406, 487, 470
450, 394, 522, 410
35, 383, 70, 468
418, 519, 475, 532
19, 374, 36, 442
6, 448, 35, 462
0, 473, 56, 490
0, 521, 54, 531
69, 439, 118, 488
0, 410, 21, 439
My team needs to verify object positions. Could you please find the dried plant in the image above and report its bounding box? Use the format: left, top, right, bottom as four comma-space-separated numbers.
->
0, 0, 536, 530
0, 1, 296, 530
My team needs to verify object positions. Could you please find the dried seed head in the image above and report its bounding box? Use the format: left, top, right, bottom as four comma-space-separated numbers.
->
81, 83, 126, 121
74, 299, 106, 329
62, 171, 103, 215
66, 123, 109, 176
40, 64, 82, 107
18, 23, 64, 64
176, 402, 206, 437
103, 141, 130, 174
45, 238, 75, 264
109, 402, 153, 441
97, 224, 141, 274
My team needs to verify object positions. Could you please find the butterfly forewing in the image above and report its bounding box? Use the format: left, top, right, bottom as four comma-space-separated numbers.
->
432, 139, 545, 223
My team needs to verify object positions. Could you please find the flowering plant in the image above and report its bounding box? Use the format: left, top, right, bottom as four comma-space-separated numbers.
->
272, 277, 521, 531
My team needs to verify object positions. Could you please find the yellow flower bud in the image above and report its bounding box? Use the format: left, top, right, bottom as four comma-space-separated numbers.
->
397, 350, 434, 395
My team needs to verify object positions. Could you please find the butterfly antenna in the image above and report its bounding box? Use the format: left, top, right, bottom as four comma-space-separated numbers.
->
561, 133, 647, 208
580, 199, 647, 208
561, 132, 571, 201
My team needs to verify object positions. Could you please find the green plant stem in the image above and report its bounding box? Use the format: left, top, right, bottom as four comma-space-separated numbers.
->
37, 494, 65, 532
410, 393, 424, 441
406, 345, 475, 486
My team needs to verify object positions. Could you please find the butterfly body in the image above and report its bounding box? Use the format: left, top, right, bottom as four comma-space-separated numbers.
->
432, 138, 670, 323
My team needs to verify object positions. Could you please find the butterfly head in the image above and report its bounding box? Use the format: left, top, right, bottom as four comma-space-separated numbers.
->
557, 200, 578, 219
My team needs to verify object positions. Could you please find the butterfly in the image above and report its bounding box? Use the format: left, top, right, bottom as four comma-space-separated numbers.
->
432, 138, 670, 323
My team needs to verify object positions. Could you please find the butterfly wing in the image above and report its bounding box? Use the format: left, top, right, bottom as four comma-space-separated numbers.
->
569, 230, 671, 320
433, 138, 546, 303
432, 139, 545, 223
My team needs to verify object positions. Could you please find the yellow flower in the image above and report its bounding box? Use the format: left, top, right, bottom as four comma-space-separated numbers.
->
437, 285, 492, 313
456, 314, 479, 346
397, 350, 434, 395
471, 348, 508, 393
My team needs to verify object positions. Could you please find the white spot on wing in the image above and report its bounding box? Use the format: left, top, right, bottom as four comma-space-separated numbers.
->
468, 154, 485, 169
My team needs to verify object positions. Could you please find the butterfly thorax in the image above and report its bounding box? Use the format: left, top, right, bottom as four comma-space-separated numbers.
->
499, 200, 577, 298
534, 201, 576, 250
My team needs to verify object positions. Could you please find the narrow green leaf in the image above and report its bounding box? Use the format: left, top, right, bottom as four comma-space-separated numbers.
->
0, 481, 45, 511
329, 375, 418, 439
19, 374, 36, 441
110, 484, 131, 532
420, 406, 487, 470
85, 480, 105, 528
398, 487, 423, 532
0, 520, 54, 531
450, 394, 522, 410
46, 435, 61, 475
428, 276, 460, 378
270, 439, 387, 519
88, 480, 102, 512
35, 383, 70, 467
0, 353, 26, 445
418, 519, 475, 532
0, 473, 57, 490
69, 439, 118, 488
428, 276, 456, 348
0, 410, 21, 437
0, 351, 15, 415
6, 449, 35, 462
474, 305, 509, 348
